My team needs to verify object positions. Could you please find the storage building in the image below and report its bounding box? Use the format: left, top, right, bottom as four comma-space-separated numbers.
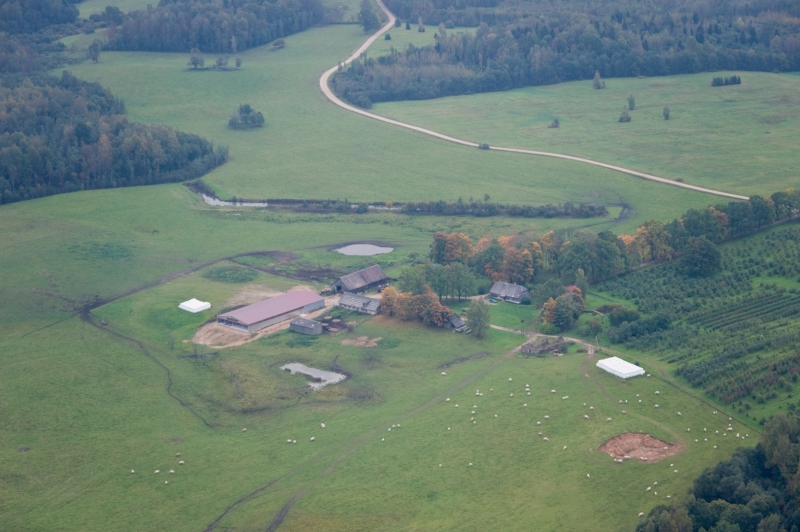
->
489, 282, 530, 304
179, 298, 211, 313
338, 292, 381, 315
332, 265, 388, 293
596, 356, 645, 379
216, 291, 325, 333
289, 317, 323, 335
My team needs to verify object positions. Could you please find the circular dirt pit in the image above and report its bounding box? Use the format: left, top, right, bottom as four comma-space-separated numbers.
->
599, 432, 682, 463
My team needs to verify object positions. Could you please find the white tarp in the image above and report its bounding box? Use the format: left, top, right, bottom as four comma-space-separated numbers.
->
179, 298, 211, 313
596, 356, 645, 379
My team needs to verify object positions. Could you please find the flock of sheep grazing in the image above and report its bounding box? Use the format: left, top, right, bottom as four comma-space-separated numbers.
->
433, 369, 749, 521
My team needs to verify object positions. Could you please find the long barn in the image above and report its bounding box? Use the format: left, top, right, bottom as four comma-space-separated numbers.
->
216, 291, 324, 333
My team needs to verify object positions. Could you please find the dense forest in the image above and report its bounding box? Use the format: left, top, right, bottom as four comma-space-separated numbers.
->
0, 0, 232, 205
0, 71, 227, 204
638, 414, 800, 532
0, 0, 79, 34
331, 0, 800, 107
105, 0, 323, 54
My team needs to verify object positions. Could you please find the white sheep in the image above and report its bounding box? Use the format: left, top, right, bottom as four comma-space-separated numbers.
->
165, 481, 168, 484
471, 411, 476, 414
655, 391, 660, 395
589, 406, 594, 410
442, 372, 447, 375
544, 415, 550, 419
448, 427, 450, 430
587, 474, 590, 478
321, 423, 326, 428
695, 439, 698, 442
446, 398, 450, 402
674, 470, 678, 473
654, 492, 657, 496
473, 421, 476, 425
495, 414, 498, 418
179, 461, 184, 465
638, 512, 644, 517
654, 404, 660, 408
639, 400, 642, 403
543, 437, 549, 441
293, 440, 297, 444
619, 400, 623, 404
469, 463, 473, 466
584, 415, 589, 419
509, 378, 513, 382
704, 428, 707, 431
382, 438, 385, 442
524, 404, 528, 407
677, 412, 682, 416
714, 445, 717, 449
310, 437, 315, 441
563, 396, 569, 400
388, 428, 391, 431
527, 392, 531, 395
131, 470, 135, 474
563, 446, 567, 450
510, 394, 514, 397
607, 417, 612, 421
537, 421, 541, 425
687, 428, 691, 432
154, 470, 160, 474
653, 482, 657, 485
169, 470, 175, 474
242, 428, 247, 432
551, 390, 556, 393
622, 411, 627, 414
455, 404, 459, 407
646, 487, 651, 492
176, 453, 181, 457
439, 464, 442, 467
647, 374, 651, 377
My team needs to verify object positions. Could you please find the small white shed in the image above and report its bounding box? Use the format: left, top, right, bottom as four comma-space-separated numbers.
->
596, 356, 645, 379
179, 298, 211, 313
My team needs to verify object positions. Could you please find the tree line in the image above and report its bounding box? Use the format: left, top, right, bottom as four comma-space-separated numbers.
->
400, 198, 607, 218
105, 0, 323, 54
0, 0, 79, 34
0, 71, 227, 205
331, 0, 800, 107
638, 413, 800, 532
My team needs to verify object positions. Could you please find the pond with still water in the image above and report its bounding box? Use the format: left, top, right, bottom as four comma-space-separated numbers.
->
281, 363, 347, 389
335, 244, 394, 256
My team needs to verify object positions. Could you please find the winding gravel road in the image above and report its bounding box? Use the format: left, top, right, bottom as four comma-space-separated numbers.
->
319, 1, 749, 201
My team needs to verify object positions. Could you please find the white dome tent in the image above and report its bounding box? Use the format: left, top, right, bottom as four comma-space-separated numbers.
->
596, 356, 645, 379
179, 298, 211, 313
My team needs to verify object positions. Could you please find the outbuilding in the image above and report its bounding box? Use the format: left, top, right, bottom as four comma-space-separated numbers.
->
289, 317, 323, 335
489, 282, 530, 304
216, 291, 325, 333
179, 298, 211, 313
596, 356, 645, 379
338, 292, 381, 315
332, 265, 388, 293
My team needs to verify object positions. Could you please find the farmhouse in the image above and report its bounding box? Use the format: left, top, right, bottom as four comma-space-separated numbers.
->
596, 356, 646, 379
289, 317, 323, 335
216, 291, 324, 333
332, 265, 388, 293
489, 282, 530, 304
179, 298, 211, 313
338, 292, 381, 315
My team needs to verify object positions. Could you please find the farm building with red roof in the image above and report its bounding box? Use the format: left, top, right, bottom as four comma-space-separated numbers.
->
216, 290, 324, 332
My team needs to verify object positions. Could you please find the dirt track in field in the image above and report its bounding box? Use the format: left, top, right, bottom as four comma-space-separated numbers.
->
318, 0, 748, 202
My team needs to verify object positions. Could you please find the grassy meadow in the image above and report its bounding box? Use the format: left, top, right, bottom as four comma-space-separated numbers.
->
5, 9, 796, 531
373, 71, 800, 197
62, 25, 715, 228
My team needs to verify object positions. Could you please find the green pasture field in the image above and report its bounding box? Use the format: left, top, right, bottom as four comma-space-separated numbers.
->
368, 26, 473, 57
372, 71, 800, 198
62, 25, 715, 228
77, 0, 152, 17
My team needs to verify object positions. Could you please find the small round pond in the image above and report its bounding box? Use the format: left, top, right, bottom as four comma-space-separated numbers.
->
334, 244, 394, 256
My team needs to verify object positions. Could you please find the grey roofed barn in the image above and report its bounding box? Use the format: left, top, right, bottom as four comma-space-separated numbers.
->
338, 292, 381, 315
332, 264, 388, 293
289, 317, 323, 335
489, 281, 530, 304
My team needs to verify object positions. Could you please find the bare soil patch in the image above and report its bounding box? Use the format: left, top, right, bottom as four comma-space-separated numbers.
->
599, 432, 682, 463
194, 322, 250, 347
341, 336, 382, 348
439, 352, 488, 369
